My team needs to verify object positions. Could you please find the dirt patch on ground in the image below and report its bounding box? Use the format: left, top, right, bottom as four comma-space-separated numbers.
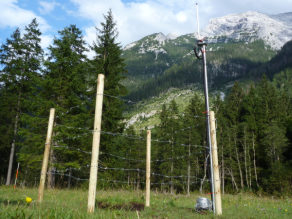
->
187, 208, 209, 215
97, 201, 145, 211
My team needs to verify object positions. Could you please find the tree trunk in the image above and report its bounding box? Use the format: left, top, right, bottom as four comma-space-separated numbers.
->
248, 142, 252, 189
227, 168, 238, 192
47, 147, 56, 189
171, 127, 174, 195
22, 164, 29, 187
197, 156, 199, 180
128, 148, 131, 186
68, 168, 72, 189
6, 97, 20, 186
243, 126, 249, 188
200, 153, 209, 194
137, 141, 140, 191
228, 137, 235, 191
252, 132, 259, 187
137, 170, 140, 191
234, 136, 244, 190
187, 132, 191, 196
221, 134, 224, 195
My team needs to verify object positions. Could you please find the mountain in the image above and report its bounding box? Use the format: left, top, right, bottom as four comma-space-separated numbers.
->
200, 11, 292, 50
121, 11, 292, 102
123, 40, 292, 131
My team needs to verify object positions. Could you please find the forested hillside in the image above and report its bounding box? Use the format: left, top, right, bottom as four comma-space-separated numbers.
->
127, 39, 279, 101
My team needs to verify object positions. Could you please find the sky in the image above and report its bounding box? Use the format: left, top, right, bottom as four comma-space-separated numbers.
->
0, 0, 292, 57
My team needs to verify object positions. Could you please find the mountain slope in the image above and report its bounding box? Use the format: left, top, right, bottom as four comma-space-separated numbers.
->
123, 39, 292, 131
121, 11, 292, 102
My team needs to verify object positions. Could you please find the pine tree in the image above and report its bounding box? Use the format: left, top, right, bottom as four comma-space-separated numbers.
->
40, 24, 91, 188
15, 19, 46, 186
225, 81, 245, 190
156, 100, 183, 194
88, 9, 128, 176
157, 103, 170, 192
183, 94, 205, 195
212, 94, 229, 194
241, 83, 259, 187
0, 28, 23, 185
0, 19, 44, 185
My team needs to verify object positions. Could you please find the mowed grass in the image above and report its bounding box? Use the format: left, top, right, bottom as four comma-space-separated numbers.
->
1, 186, 292, 219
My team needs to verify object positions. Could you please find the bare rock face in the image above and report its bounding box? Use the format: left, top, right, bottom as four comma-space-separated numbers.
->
196, 11, 292, 50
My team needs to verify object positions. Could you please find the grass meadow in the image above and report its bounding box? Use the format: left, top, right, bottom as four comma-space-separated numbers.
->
1, 186, 292, 218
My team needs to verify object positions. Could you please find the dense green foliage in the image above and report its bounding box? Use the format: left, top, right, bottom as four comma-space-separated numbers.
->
0, 12, 129, 188
0, 19, 44, 184
123, 36, 276, 101
215, 75, 292, 194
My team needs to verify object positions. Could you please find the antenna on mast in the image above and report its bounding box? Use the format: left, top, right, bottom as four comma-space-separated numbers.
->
196, 3, 200, 39
194, 2, 217, 215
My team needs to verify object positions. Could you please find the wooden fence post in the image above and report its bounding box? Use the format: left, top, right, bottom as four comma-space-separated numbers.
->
209, 111, 222, 215
38, 108, 55, 203
88, 74, 104, 213
146, 130, 151, 207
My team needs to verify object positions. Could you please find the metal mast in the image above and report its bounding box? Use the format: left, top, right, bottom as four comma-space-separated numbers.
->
195, 3, 215, 213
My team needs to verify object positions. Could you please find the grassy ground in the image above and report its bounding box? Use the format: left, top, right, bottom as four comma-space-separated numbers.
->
1, 186, 292, 219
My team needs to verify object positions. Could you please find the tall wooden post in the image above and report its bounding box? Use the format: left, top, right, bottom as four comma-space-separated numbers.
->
209, 111, 222, 215
38, 108, 55, 203
88, 74, 104, 213
145, 130, 151, 207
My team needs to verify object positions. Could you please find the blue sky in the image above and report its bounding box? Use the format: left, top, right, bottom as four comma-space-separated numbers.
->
1, 0, 292, 58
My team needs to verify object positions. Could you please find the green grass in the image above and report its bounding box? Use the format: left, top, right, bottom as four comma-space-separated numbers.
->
1, 186, 292, 218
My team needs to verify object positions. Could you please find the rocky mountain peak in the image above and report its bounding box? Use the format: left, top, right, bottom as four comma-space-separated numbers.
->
197, 11, 292, 50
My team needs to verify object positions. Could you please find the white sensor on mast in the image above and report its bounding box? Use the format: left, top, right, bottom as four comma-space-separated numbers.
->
196, 3, 200, 39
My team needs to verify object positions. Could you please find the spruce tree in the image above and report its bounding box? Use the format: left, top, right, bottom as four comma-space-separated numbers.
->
0, 20, 44, 185
0, 28, 23, 185
183, 94, 205, 194
40, 25, 91, 188
15, 19, 46, 186
225, 82, 245, 190
89, 9, 128, 173
157, 100, 183, 194
241, 83, 259, 187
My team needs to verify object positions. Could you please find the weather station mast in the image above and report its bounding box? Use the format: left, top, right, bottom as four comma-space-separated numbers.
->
194, 3, 216, 214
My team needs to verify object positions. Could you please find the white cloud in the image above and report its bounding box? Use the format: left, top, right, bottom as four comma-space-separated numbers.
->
70, 0, 197, 47
40, 34, 54, 49
83, 27, 97, 59
70, 0, 292, 48
176, 11, 187, 23
0, 0, 51, 32
38, 1, 57, 15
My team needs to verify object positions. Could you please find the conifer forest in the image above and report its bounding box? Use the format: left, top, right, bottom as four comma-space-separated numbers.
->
1, 9, 292, 198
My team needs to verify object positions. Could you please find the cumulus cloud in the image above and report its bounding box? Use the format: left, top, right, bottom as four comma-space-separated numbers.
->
38, 1, 57, 15
0, 0, 51, 32
69, 0, 292, 48
70, 0, 198, 47
40, 35, 54, 49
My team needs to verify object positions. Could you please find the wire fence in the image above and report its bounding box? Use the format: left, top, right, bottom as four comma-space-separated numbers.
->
48, 172, 208, 185
54, 124, 208, 148
43, 91, 212, 191
55, 92, 207, 120
52, 145, 206, 162
50, 165, 208, 181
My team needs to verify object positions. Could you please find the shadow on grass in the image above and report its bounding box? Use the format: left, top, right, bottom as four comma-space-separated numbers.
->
97, 201, 145, 211
182, 207, 211, 216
